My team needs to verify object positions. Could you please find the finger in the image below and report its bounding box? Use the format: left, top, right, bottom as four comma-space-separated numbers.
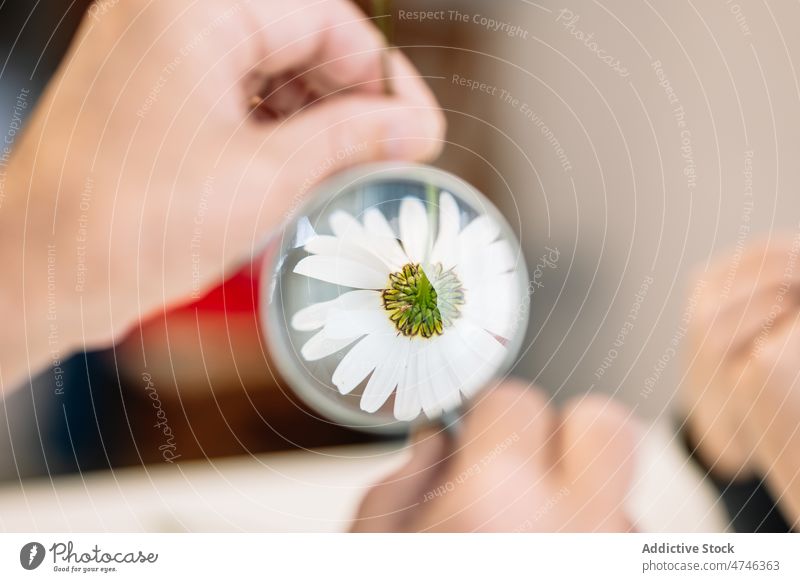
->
736, 236, 800, 274
558, 395, 639, 531
739, 317, 800, 525
246, 0, 392, 94
262, 89, 445, 189
684, 281, 757, 479
682, 399, 754, 479
265, 42, 444, 161
703, 236, 798, 293
699, 236, 800, 318
409, 382, 558, 531
705, 281, 799, 359
217, 98, 444, 266
682, 238, 800, 483
693, 258, 800, 364
463, 380, 557, 476
712, 276, 800, 351
351, 428, 449, 532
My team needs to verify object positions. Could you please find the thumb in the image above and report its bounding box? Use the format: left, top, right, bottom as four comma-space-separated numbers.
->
221, 91, 444, 261
269, 91, 445, 183
351, 428, 449, 532
263, 47, 446, 186
558, 395, 640, 531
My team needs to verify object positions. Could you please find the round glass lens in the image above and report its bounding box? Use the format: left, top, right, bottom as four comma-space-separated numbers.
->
262, 163, 529, 433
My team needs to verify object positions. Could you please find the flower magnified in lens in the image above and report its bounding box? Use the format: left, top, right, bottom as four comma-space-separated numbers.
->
290, 191, 520, 421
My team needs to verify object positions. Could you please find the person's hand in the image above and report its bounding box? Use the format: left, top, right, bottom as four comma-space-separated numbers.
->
351, 381, 639, 532
683, 236, 800, 525
0, 0, 444, 389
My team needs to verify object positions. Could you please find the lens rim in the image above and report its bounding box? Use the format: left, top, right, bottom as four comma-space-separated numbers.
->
261, 162, 529, 434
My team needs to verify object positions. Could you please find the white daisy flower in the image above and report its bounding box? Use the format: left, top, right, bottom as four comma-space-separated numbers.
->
290, 191, 520, 421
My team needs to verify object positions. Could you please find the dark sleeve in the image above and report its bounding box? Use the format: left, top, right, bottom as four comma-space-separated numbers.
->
680, 426, 795, 533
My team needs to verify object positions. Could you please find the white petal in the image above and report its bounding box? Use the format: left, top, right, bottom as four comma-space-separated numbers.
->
464, 309, 519, 341
459, 214, 501, 248
324, 307, 390, 339
479, 239, 517, 274
430, 191, 461, 269
294, 255, 386, 289
300, 330, 359, 361
426, 340, 462, 413
456, 219, 502, 291
364, 207, 396, 239
335, 289, 385, 309
458, 240, 522, 339
332, 333, 395, 395
364, 208, 408, 268
394, 344, 422, 421
399, 197, 430, 263
330, 288, 383, 316
361, 338, 409, 413
457, 240, 516, 299
462, 273, 523, 340
329, 210, 365, 239
442, 320, 506, 398
291, 297, 339, 332
327, 208, 407, 271
414, 344, 442, 418
304, 235, 387, 272
291, 290, 380, 332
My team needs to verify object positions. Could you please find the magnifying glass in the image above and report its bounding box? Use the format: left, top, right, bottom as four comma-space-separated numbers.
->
262, 163, 529, 434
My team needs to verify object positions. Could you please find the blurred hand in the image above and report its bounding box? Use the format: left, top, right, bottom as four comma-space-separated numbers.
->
352, 381, 639, 532
0, 0, 444, 389
684, 236, 800, 525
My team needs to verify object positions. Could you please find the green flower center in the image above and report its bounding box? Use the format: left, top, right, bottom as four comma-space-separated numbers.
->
382, 263, 464, 338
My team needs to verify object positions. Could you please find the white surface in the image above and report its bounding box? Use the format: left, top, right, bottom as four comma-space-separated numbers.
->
0, 423, 727, 532
2, 533, 795, 581
0, 444, 405, 532
628, 423, 728, 532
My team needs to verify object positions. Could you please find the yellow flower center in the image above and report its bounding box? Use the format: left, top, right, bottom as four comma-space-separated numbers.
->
381, 263, 464, 338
